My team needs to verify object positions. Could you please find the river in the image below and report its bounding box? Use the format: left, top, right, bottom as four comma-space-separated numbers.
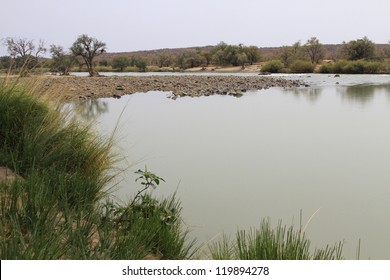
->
72, 73, 390, 259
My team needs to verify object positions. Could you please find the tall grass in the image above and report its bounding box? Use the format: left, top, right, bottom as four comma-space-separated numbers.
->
0, 80, 195, 259
0, 81, 114, 210
209, 219, 344, 260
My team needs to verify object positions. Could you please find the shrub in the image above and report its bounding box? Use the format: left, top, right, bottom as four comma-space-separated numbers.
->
261, 60, 284, 73
289, 60, 315, 73
318, 63, 334, 73
318, 60, 384, 74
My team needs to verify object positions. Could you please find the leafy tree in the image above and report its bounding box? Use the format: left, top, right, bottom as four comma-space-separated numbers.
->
3, 37, 46, 75
200, 50, 212, 66
211, 43, 260, 67
279, 41, 307, 66
50, 45, 76, 75
70, 34, 106, 76
237, 52, 248, 69
129, 56, 147, 72
211, 42, 231, 66
135, 58, 147, 72
342, 37, 376, 60
243, 46, 261, 65
0, 56, 12, 69
304, 37, 324, 64
112, 56, 130, 71
176, 50, 205, 69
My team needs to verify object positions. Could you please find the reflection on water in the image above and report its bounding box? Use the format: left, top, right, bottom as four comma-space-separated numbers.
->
79, 74, 390, 259
338, 83, 390, 104
73, 99, 109, 121
339, 84, 376, 104
283, 87, 322, 102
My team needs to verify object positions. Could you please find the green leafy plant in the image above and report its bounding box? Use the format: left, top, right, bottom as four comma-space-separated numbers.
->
131, 166, 165, 206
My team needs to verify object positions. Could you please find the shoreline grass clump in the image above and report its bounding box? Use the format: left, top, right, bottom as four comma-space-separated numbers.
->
0, 81, 114, 210
0, 80, 195, 259
209, 219, 344, 260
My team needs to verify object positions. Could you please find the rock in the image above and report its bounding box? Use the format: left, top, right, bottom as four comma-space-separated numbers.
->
0, 166, 23, 184
115, 85, 125, 90
334, 74, 340, 77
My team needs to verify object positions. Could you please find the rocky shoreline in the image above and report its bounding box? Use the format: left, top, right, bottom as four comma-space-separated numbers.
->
32, 75, 308, 101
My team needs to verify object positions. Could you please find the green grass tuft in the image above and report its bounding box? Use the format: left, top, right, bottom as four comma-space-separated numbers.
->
209, 219, 344, 260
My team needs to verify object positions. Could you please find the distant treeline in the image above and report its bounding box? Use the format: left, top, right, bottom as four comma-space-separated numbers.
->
1, 35, 390, 75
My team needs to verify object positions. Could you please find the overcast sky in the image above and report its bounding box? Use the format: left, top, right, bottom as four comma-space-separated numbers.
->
1, 0, 389, 56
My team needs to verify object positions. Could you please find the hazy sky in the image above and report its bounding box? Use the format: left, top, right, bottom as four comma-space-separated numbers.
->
1, 0, 389, 56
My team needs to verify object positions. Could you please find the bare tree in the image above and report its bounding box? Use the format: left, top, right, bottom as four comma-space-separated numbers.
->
4, 37, 46, 75
304, 37, 324, 64
70, 34, 106, 76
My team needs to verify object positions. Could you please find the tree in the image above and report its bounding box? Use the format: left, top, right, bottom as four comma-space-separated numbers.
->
0, 56, 12, 69
4, 37, 46, 75
70, 34, 106, 76
50, 45, 76, 75
279, 41, 307, 66
112, 56, 130, 71
304, 37, 324, 64
200, 50, 212, 66
342, 37, 376, 60
134, 57, 147, 72
157, 52, 173, 68
129, 56, 147, 72
243, 46, 261, 65
237, 52, 248, 69
176, 50, 205, 69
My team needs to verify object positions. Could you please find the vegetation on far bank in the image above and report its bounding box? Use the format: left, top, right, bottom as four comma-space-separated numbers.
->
1, 35, 390, 76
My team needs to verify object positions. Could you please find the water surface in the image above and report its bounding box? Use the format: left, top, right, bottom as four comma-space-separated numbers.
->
75, 74, 390, 259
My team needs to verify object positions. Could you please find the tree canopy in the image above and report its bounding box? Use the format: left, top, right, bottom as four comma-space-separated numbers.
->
342, 37, 377, 60
70, 34, 106, 76
304, 37, 324, 64
50, 45, 76, 75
